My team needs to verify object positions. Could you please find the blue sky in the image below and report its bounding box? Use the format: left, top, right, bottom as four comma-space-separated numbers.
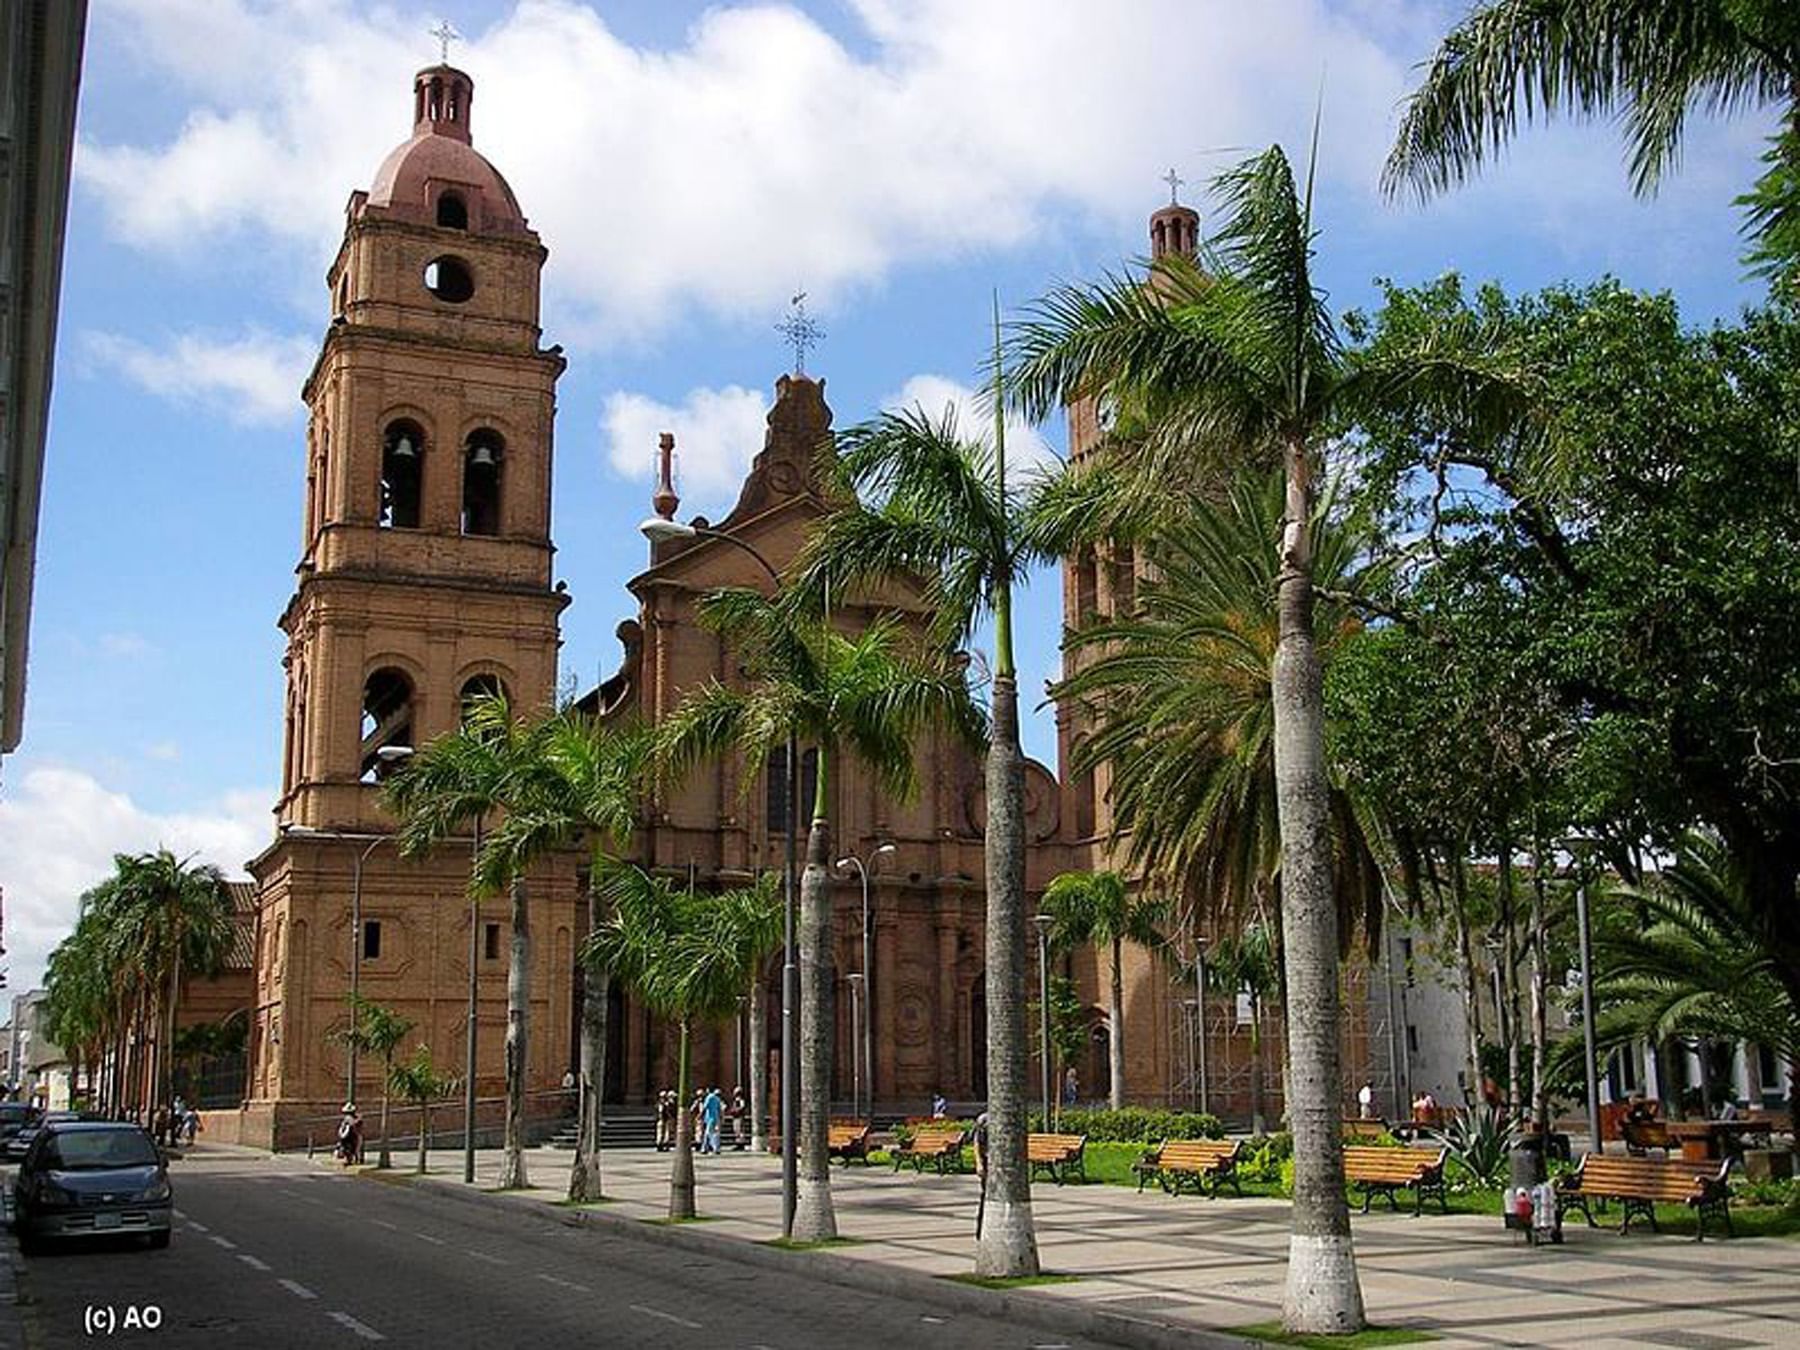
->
0, 0, 1774, 994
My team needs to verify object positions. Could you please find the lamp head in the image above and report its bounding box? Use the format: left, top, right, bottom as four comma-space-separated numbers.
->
374, 745, 415, 764
1032, 913, 1054, 938
639, 517, 697, 544
874, 842, 897, 857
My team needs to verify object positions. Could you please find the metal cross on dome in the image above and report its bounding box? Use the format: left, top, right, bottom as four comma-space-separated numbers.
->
775, 291, 825, 375
430, 19, 462, 63
1163, 167, 1185, 206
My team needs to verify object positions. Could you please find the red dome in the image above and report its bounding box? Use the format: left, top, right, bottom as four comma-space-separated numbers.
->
360, 65, 529, 235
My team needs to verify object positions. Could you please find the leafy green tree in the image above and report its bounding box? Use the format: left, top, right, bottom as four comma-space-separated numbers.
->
474, 707, 649, 1202
793, 315, 1045, 1275
42, 916, 116, 1110
388, 1045, 458, 1175
334, 994, 416, 1170
386, 691, 542, 1190
1004, 145, 1531, 1333
584, 864, 780, 1219
661, 592, 979, 1241
1384, 0, 1800, 287
1040, 871, 1168, 1109
1350, 277, 1800, 1022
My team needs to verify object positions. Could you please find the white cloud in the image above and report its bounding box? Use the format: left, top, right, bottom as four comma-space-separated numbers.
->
77, 0, 1421, 342
882, 373, 1059, 472
600, 384, 770, 513
83, 329, 312, 425
0, 767, 272, 995
143, 741, 181, 763
97, 632, 154, 660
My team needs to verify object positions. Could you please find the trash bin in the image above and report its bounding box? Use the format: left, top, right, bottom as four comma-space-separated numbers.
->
1509, 1137, 1547, 1192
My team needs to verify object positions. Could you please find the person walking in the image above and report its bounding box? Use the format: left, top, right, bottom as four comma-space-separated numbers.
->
656, 1089, 675, 1151
1358, 1078, 1377, 1119
701, 1086, 724, 1155
336, 1103, 363, 1166
183, 1102, 202, 1146
1062, 1066, 1079, 1110
729, 1087, 747, 1150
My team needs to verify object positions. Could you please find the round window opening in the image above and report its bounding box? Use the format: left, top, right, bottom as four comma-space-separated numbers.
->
423, 256, 474, 303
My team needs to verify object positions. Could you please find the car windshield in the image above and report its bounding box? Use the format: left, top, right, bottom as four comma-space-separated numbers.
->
43, 1129, 159, 1171
0, 1105, 35, 1124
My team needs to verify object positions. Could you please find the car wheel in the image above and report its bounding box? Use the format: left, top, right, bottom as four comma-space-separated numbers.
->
146, 1231, 170, 1251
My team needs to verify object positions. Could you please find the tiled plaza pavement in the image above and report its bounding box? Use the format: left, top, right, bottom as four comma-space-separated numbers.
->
357, 1144, 1800, 1348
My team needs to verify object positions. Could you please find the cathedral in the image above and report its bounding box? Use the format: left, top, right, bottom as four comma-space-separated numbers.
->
208, 60, 1375, 1150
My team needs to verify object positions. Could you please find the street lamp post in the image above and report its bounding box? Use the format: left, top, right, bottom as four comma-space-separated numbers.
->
844, 973, 864, 1122
640, 515, 800, 1235
1575, 883, 1603, 1156
1033, 913, 1053, 1129
836, 844, 894, 1122
464, 813, 482, 1184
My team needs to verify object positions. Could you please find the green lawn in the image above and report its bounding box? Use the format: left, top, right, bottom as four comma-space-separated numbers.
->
1233, 1321, 1436, 1348
944, 1272, 1082, 1290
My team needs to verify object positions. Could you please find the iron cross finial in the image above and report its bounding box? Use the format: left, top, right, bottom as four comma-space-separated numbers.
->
430, 19, 462, 63
1163, 167, 1185, 206
775, 291, 825, 375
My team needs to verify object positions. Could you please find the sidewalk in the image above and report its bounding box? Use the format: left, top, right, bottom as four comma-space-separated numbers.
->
335, 1143, 1799, 1349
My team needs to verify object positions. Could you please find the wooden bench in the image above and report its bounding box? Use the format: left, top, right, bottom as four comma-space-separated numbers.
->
891, 1124, 966, 1174
828, 1120, 872, 1165
1342, 1145, 1449, 1216
1556, 1155, 1733, 1241
1026, 1133, 1087, 1185
1342, 1118, 1390, 1143
1133, 1138, 1244, 1197
1622, 1119, 1675, 1157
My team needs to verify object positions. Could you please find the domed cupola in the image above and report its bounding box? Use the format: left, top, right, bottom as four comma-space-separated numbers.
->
360, 64, 530, 235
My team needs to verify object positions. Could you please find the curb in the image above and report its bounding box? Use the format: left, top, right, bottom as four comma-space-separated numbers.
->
359, 1164, 1253, 1350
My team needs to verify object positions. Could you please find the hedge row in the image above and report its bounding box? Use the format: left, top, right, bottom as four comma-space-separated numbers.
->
1026, 1108, 1225, 1143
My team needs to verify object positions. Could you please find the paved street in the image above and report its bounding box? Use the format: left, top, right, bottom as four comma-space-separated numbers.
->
8, 1150, 1113, 1349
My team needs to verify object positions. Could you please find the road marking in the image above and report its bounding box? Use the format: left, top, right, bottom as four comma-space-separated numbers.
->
921, 1316, 947, 1324
370, 1219, 400, 1231
464, 1249, 508, 1265
410, 1231, 446, 1245
535, 1274, 590, 1292
186, 1220, 209, 1233
237, 1255, 271, 1271
278, 1280, 317, 1301
171, 1208, 185, 1220
631, 1304, 703, 1330
208, 1234, 239, 1250
327, 1311, 385, 1342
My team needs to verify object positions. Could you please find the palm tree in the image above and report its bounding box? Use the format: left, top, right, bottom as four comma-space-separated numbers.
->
386, 691, 540, 1191
661, 590, 981, 1242
1549, 832, 1800, 1124
1004, 144, 1531, 1333
102, 851, 235, 1131
789, 308, 1044, 1275
388, 1045, 458, 1175
1039, 871, 1168, 1109
335, 994, 416, 1169
1208, 922, 1282, 1134
585, 864, 781, 1219
1383, 1, 1800, 284
476, 707, 650, 1202
1047, 469, 1387, 949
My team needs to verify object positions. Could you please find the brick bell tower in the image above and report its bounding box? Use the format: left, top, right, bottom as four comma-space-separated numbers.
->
244, 60, 575, 1144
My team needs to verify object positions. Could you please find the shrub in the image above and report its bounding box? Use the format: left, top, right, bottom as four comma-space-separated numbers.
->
1442, 1104, 1519, 1188
1238, 1132, 1292, 1184
1027, 1107, 1224, 1142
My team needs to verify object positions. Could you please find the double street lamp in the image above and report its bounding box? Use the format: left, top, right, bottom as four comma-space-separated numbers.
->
836, 843, 894, 1123
640, 515, 802, 1237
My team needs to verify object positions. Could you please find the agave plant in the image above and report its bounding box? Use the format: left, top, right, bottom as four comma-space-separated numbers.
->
1441, 1103, 1519, 1188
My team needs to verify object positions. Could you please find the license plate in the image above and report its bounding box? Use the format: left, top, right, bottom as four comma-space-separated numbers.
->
95, 1213, 121, 1229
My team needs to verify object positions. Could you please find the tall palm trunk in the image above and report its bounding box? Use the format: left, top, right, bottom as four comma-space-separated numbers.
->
1108, 935, 1126, 1110
417, 1100, 430, 1174
1452, 857, 1483, 1100
669, 1016, 697, 1219
1272, 442, 1364, 1333
1250, 995, 1267, 1135
1499, 844, 1522, 1118
975, 674, 1040, 1277
570, 879, 610, 1202
161, 941, 182, 1131
792, 769, 838, 1242
378, 1053, 394, 1169
1528, 849, 1551, 1140
498, 877, 531, 1190
749, 972, 769, 1152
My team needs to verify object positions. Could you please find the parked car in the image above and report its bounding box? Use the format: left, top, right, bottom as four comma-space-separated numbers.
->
0, 1103, 41, 1156
12, 1121, 172, 1251
4, 1110, 85, 1164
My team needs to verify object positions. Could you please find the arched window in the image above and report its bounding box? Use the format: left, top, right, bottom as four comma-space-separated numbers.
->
459, 673, 508, 726
360, 668, 415, 781
1075, 548, 1098, 621
436, 192, 468, 229
423, 256, 474, 303
462, 430, 504, 536
380, 421, 423, 528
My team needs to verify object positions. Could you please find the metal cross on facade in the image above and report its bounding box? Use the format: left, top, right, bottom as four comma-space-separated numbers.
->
775, 291, 825, 375
1163, 167, 1185, 206
430, 19, 462, 63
